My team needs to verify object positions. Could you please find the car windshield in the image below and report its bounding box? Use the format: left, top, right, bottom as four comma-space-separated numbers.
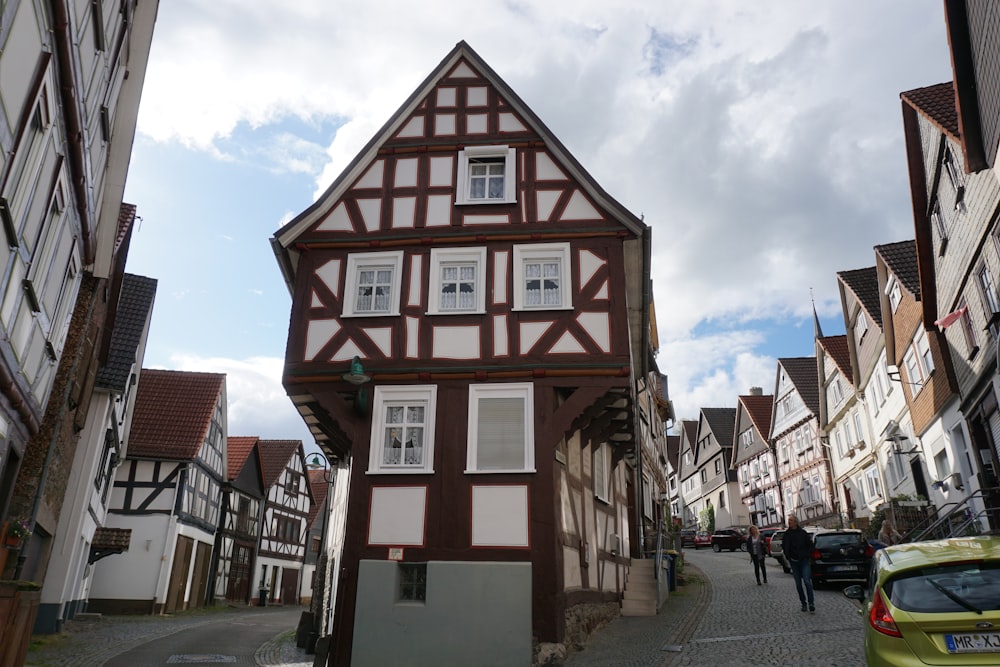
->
886, 561, 1000, 613
815, 533, 863, 548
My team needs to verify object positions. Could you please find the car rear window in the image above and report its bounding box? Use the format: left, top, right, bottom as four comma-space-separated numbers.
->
886, 561, 1000, 613
815, 533, 864, 548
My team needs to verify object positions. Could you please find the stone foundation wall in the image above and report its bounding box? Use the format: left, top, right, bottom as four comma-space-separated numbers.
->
564, 600, 619, 651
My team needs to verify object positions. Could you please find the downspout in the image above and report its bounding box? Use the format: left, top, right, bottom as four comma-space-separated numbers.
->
50, 0, 95, 265
634, 225, 652, 557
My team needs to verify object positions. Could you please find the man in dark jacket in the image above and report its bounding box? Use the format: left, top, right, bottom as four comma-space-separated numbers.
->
782, 514, 815, 612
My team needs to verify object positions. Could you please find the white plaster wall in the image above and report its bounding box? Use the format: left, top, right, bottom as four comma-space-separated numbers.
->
90, 514, 171, 600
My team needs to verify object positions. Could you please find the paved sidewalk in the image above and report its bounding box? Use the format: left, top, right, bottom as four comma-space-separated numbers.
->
564, 560, 710, 667
25, 606, 311, 667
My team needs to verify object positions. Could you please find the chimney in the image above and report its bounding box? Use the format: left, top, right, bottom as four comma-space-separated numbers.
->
749, 386, 763, 396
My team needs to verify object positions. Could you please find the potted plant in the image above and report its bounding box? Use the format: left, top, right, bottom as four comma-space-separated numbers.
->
3, 520, 30, 548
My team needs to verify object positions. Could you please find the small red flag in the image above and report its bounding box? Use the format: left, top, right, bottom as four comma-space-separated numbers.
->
934, 305, 967, 329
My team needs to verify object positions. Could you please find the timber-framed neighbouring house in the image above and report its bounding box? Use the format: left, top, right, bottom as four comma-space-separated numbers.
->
88, 370, 227, 614
271, 41, 660, 666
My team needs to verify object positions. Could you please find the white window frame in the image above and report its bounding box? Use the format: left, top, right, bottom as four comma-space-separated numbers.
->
343, 251, 404, 317
594, 442, 611, 503
852, 411, 865, 446
856, 310, 869, 343
741, 428, 754, 448
455, 145, 516, 205
427, 247, 487, 315
886, 276, 902, 312
466, 382, 535, 473
864, 465, 882, 500
367, 385, 437, 474
915, 328, 935, 378
831, 377, 844, 405
512, 243, 572, 311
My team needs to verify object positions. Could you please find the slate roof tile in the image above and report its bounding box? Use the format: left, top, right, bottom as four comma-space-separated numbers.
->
875, 239, 920, 298
837, 266, 882, 328
901, 82, 959, 140
96, 273, 157, 391
128, 369, 226, 460
702, 407, 736, 447
779, 357, 820, 417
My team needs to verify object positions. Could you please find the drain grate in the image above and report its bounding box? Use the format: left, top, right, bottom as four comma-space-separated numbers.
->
166, 655, 237, 664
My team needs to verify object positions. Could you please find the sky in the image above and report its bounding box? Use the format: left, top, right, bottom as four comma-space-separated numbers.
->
121, 0, 955, 453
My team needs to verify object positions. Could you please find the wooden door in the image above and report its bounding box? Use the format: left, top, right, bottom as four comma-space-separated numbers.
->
189, 541, 213, 609
166, 535, 193, 613
227, 543, 252, 603
281, 568, 299, 606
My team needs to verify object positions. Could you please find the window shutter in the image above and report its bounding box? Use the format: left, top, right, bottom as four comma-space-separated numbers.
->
476, 396, 525, 469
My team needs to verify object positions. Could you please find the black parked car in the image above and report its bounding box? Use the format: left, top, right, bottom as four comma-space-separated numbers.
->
810, 529, 873, 585
711, 528, 747, 552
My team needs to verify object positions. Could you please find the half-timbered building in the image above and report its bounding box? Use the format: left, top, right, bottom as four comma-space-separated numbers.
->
88, 370, 227, 614
772, 357, 838, 527
211, 435, 265, 605
255, 439, 312, 606
732, 390, 780, 529
36, 272, 157, 631
270, 41, 656, 665
677, 420, 702, 529
692, 408, 745, 530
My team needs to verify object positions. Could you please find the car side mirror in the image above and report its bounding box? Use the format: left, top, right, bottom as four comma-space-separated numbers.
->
842, 584, 866, 602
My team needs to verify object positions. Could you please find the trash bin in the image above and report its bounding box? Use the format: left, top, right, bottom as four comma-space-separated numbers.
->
258, 587, 268, 607
666, 554, 676, 592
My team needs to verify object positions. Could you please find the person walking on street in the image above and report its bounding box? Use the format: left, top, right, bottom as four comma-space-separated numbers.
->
878, 519, 903, 546
747, 525, 768, 585
782, 514, 815, 612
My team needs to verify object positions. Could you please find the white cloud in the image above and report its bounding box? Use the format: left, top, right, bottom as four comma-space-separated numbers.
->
132, 0, 953, 424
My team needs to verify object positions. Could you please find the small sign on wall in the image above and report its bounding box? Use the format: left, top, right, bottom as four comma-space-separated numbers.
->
388, 548, 404, 561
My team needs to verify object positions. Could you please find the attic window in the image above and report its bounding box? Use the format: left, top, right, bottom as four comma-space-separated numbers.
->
456, 145, 516, 205
886, 276, 901, 312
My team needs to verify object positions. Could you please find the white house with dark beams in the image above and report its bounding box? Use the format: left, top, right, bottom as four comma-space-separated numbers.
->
254, 439, 312, 607
88, 370, 227, 615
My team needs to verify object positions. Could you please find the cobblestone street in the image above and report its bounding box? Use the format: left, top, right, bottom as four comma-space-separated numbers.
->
567, 548, 867, 667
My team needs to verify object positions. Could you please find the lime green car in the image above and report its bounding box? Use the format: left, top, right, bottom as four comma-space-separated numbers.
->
843, 536, 1000, 666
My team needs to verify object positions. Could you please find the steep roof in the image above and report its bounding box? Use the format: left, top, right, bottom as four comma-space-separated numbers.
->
258, 439, 303, 489
227, 436, 260, 481
306, 467, 330, 529
738, 394, 774, 441
875, 239, 920, 298
779, 357, 820, 417
665, 435, 680, 471
128, 370, 225, 460
702, 407, 736, 447
837, 266, 882, 328
95, 273, 157, 391
818, 335, 853, 382
901, 82, 960, 143
271, 40, 646, 288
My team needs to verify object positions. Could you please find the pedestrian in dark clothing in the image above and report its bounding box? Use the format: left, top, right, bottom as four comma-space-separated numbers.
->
747, 525, 768, 585
781, 514, 815, 612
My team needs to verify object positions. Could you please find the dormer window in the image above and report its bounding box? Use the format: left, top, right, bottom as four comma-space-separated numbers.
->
456, 145, 516, 205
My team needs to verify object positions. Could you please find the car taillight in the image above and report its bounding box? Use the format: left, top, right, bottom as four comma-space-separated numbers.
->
869, 589, 902, 638
811, 549, 821, 560
864, 544, 874, 558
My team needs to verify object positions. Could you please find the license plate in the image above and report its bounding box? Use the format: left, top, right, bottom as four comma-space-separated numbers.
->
828, 565, 857, 572
945, 633, 1000, 653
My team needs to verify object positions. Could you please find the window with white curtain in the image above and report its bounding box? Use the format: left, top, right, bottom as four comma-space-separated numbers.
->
467, 383, 534, 472
512, 243, 571, 311
428, 247, 486, 314
368, 385, 437, 474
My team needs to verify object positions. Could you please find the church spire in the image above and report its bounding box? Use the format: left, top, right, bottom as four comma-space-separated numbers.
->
811, 289, 823, 339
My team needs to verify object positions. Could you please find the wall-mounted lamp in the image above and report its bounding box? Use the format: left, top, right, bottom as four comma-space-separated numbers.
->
307, 453, 335, 483
342, 356, 371, 385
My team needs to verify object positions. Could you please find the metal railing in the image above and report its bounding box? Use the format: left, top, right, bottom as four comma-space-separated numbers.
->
908, 487, 1000, 542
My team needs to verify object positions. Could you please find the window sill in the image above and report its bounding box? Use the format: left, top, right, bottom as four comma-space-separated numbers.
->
366, 469, 435, 475
426, 309, 487, 316
512, 305, 574, 313
342, 311, 401, 318
464, 468, 537, 474
455, 198, 516, 206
